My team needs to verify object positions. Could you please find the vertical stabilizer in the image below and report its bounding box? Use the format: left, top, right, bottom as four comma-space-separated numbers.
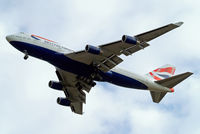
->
146, 64, 176, 81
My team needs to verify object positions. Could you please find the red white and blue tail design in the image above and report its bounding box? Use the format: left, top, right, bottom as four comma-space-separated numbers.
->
146, 64, 176, 81
145, 65, 192, 103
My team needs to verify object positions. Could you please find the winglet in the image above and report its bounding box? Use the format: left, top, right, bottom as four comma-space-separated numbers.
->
174, 22, 184, 27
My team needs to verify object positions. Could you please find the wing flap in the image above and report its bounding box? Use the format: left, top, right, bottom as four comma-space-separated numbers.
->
97, 54, 123, 72
64, 86, 86, 103
120, 42, 149, 56
99, 41, 150, 56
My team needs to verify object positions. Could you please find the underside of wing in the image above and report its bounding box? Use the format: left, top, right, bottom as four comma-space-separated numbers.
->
66, 40, 149, 72
135, 22, 183, 42
66, 49, 123, 72
66, 22, 183, 73
70, 102, 83, 114
54, 68, 96, 114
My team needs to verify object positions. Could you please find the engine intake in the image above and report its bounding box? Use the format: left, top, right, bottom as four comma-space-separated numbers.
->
85, 45, 102, 55
49, 81, 63, 90
122, 35, 137, 45
57, 97, 71, 106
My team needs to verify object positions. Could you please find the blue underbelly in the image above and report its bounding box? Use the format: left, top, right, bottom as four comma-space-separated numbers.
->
10, 41, 93, 77
9, 41, 148, 90
101, 71, 148, 89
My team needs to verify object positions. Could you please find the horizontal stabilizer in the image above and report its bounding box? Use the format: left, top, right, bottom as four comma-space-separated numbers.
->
150, 91, 167, 103
155, 72, 193, 88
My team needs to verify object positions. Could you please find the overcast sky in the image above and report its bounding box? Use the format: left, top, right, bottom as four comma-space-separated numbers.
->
0, 0, 200, 134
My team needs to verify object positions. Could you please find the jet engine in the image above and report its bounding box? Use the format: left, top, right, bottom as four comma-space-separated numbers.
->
85, 45, 102, 55
122, 35, 137, 45
57, 97, 71, 106
49, 81, 63, 90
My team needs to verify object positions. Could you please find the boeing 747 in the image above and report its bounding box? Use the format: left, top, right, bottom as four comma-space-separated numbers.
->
6, 22, 192, 114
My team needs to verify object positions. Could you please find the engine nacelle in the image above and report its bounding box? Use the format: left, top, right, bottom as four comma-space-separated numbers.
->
49, 81, 63, 90
122, 35, 137, 45
57, 97, 71, 106
85, 45, 102, 55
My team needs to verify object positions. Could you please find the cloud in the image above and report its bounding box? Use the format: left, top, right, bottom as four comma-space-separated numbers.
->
0, 0, 199, 134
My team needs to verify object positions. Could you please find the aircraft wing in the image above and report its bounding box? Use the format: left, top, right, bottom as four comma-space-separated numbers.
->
135, 22, 183, 42
56, 68, 95, 114
66, 22, 183, 72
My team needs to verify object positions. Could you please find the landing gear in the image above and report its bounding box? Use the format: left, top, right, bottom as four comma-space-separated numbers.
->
23, 50, 29, 60
24, 54, 28, 60
64, 90, 69, 98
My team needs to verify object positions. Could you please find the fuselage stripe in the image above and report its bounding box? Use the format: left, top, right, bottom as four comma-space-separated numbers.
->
31, 34, 56, 43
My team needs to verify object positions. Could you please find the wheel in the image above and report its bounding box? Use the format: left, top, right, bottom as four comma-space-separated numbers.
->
75, 83, 82, 90
24, 55, 28, 60
23, 50, 28, 60
91, 81, 96, 87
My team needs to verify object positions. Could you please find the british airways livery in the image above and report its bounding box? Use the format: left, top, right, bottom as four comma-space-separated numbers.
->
6, 22, 192, 114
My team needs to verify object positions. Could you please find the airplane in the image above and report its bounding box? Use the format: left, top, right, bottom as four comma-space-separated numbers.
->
6, 22, 193, 114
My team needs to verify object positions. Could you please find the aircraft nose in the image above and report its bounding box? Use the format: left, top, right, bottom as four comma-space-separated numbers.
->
6, 35, 13, 42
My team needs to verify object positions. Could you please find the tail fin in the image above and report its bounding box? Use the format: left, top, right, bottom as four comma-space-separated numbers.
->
146, 65, 193, 103
150, 72, 193, 103
146, 64, 176, 81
